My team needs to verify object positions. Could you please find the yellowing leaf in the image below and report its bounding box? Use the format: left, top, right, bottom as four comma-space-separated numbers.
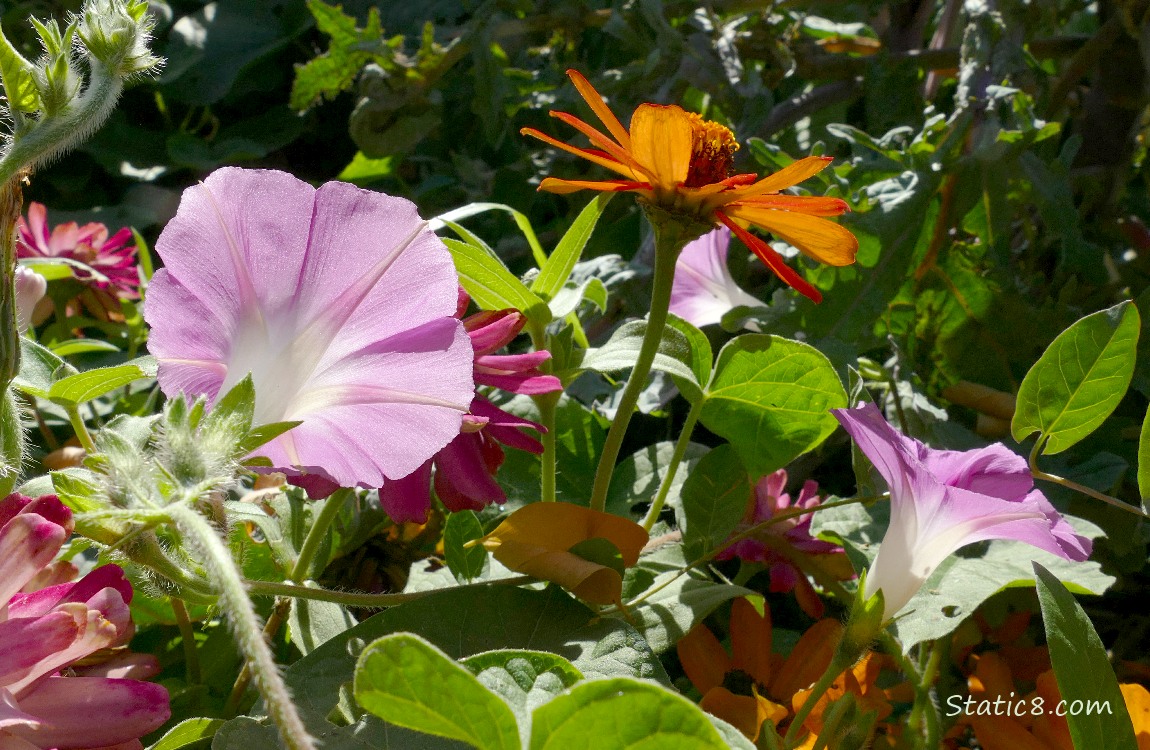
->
477, 503, 648, 605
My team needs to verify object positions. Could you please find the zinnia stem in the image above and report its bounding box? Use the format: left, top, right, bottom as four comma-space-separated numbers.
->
589, 211, 694, 512
641, 397, 702, 531
167, 502, 318, 750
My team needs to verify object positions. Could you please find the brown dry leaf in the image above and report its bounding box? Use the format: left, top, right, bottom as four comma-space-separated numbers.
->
477, 503, 648, 604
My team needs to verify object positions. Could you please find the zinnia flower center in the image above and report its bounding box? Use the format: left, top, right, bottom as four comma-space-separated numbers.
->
684, 115, 739, 188
721, 668, 759, 697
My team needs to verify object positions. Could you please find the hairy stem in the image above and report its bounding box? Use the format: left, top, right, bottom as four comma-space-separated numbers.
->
167, 503, 317, 750
244, 575, 537, 608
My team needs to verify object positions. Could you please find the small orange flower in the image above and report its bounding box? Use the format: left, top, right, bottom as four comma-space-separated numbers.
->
521, 70, 859, 302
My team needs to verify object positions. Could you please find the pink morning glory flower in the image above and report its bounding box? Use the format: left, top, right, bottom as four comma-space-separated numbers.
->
832, 403, 1092, 621
17, 202, 141, 300
379, 291, 563, 523
669, 227, 763, 329
716, 469, 853, 619
144, 167, 475, 489
0, 493, 170, 749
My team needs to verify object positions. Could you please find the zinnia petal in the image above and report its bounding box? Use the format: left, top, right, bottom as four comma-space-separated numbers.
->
628, 104, 693, 188
565, 69, 632, 149
145, 168, 475, 487
722, 204, 858, 266
730, 156, 834, 198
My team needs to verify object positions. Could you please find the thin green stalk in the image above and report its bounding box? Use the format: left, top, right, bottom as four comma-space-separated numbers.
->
167, 503, 317, 750
878, 632, 940, 750
65, 404, 96, 453
1028, 440, 1150, 519
538, 393, 559, 502
244, 575, 536, 608
291, 488, 353, 580
170, 598, 202, 685
589, 218, 686, 511
641, 398, 702, 531
783, 648, 855, 747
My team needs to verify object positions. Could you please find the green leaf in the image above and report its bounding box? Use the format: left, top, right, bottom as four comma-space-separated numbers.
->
581, 320, 702, 402
547, 278, 608, 319
1034, 563, 1139, 750
288, 596, 355, 657
443, 237, 551, 325
613, 574, 752, 654
700, 335, 847, 477
463, 649, 582, 743
444, 510, 489, 582
49, 339, 121, 356
1012, 301, 1140, 454
1140, 408, 1150, 514
679, 444, 750, 560
47, 356, 156, 406
0, 23, 42, 113
200, 375, 255, 445
355, 633, 521, 750
532, 193, 614, 300
145, 718, 223, 750
605, 441, 709, 516
238, 420, 302, 455
290, 1, 383, 110
13, 338, 77, 399
665, 314, 712, 389
432, 203, 546, 267
529, 678, 728, 749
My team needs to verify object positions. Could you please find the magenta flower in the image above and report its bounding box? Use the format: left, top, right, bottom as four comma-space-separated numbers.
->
669, 228, 763, 329
0, 493, 170, 749
379, 293, 563, 523
716, 469, 853, 618
145, 168, 476, 489
832, 403, 1092, 620
17, 202, 140, 300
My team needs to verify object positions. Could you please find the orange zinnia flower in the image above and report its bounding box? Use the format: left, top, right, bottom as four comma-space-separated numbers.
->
521, 70, 859, 302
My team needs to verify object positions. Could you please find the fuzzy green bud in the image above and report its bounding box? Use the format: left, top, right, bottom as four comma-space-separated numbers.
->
75, 0, 162, 78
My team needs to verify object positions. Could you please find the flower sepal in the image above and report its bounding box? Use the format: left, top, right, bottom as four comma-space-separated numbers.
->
640, 203, 715, 258
843, 568, 887, 653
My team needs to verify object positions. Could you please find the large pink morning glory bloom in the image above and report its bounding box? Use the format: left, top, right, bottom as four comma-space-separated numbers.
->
144, 168, 475, 488
832, 403, 1092, 621
0, 493, 170, 749
668, 227, 763, 329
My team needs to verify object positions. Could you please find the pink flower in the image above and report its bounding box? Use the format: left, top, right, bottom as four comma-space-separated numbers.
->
379, 292, 563, 523
669, 228, 763, 329
17, 203, 141, 300
833, 403, 1092, 620
0, 493, 170, 749
145, 168, 476, 489
716, 469, 852, 618
14, 267, 47, 334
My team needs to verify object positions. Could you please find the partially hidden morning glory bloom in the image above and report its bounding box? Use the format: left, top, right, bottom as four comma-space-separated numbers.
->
17, 202, 141, 301
716, 468, 854, 619
379, 290, 563, 523
521, 70, 859, 302
0, 493, 170, 749
144, 167, 475, 488
668, 227, 763, 329
832, 403, 1092, 621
